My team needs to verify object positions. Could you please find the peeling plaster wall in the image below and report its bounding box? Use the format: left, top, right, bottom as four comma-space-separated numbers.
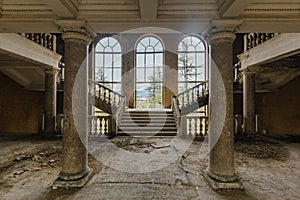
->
0, 72, 44, 134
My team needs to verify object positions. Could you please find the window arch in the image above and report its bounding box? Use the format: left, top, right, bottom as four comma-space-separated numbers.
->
135, 36, 164, 108
95, 37, 122, 93
178, 35, 206, 93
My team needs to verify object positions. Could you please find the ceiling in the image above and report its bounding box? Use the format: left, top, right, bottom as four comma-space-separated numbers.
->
0, 0, 300, 33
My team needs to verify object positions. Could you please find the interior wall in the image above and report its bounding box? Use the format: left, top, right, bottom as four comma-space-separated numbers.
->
0, 72, 44, 134
256, 76, 300, 135
234, 76, 300, 135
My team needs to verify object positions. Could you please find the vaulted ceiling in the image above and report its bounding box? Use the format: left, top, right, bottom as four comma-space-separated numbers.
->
0, 0, 299, 33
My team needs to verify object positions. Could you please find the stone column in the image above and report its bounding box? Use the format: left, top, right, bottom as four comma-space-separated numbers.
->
44, 67, 58, 134
53, 31, 93, 188
243, 69, 256, 134
203, 31, 243, 190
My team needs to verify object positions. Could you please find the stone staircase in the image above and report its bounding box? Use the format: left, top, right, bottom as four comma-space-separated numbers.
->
118, 110, 177, 136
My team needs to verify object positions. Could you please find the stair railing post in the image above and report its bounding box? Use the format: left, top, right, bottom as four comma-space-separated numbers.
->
180, 115, 187, 137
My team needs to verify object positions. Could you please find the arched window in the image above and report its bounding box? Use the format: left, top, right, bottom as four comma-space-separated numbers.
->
95, 37, 122, 93
178, 36, 205, 93
136, 36, 164, 108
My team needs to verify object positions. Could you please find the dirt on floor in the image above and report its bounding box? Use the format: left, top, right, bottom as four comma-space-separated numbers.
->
0, 134, 299, 200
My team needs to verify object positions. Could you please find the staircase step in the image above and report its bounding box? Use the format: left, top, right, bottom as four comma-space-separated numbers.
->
119, 123, 176, 127
119, 127, 177, 131
117, 131, 177, 136
118, 109, 177, 136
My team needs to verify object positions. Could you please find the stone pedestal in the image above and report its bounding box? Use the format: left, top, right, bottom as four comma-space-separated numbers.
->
203, 31, 243, 190
44, 68, 58, 134
243, 70, 256, 134
53, 31, 93, 189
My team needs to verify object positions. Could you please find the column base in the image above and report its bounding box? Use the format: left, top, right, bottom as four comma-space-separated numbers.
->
203, 168, 244, 191
52, 168, 94, 189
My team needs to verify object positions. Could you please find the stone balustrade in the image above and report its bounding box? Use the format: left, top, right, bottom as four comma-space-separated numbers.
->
20, 33, 57, 52
244, 33, 279, 52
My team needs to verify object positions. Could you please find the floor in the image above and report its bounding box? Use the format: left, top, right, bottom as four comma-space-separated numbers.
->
0, 134, 299, 200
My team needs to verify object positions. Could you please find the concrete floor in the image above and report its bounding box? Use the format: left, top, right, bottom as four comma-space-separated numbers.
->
0, 134, 299, 200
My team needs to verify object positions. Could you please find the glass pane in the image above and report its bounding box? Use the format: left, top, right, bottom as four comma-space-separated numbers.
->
95, 67, 104, 82
136, 83, 162, 109
141, 37, 149, 47
196, 54, 205, 66
113, 55, 122, 67
100, 37, 108, 47
95, 54, 103, 67
146, 46, 155, 53
196, 69, 205, 81
154, 67, 162, 82
136, 43, 145, 52
136, 68, 145, 82
104, 54, 113, 66
113, 84, 121, 94
146, 54, 154, 67
96, 43, 104, 52
136, 54, 144, 67
113, 43, 121, 52
104, 68, 112, 82
146, 68, 153, 82
104, 46, 113, 53
187, 45, 196, 52
195, 42, 205, 51
155, 53, 163, 66
114, 68, 121, 82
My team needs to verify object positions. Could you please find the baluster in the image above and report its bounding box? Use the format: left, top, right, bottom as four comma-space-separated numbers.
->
200, 117, 204, 136
104, 117, 108, 135
108, 91, 111, 105
205, 117, 208, 136
88, 117, 92, 135
113, 93, 116, 106
182, 95, 184, 107
48, 34, 53, 50
45, 34, 49, 50
248, 33, 253, 49
36, 34, 40, 45
187, 92, 190, 105
188, 118, 192, 137
196, 86, 200, 99
191, 88, 195, 102
40, 33, 44, 47
98, 117, 103, 135
195, 117, 201, 137
31, 33, 35, 41
103, 89, 107, 102
92, 117, 96, 135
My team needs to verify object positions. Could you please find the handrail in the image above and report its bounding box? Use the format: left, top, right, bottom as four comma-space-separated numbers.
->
177, 81, 207, 97
176, 81, 208, 109
88, 79, 126, 136
88, 79, 125, 107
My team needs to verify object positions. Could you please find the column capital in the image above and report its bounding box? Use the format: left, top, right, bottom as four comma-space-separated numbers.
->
62, 31, 91, 45
241, 66, 260, 75
205, 19, 242, 44
43, 66, 60, 74
206, 31, 236, 45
